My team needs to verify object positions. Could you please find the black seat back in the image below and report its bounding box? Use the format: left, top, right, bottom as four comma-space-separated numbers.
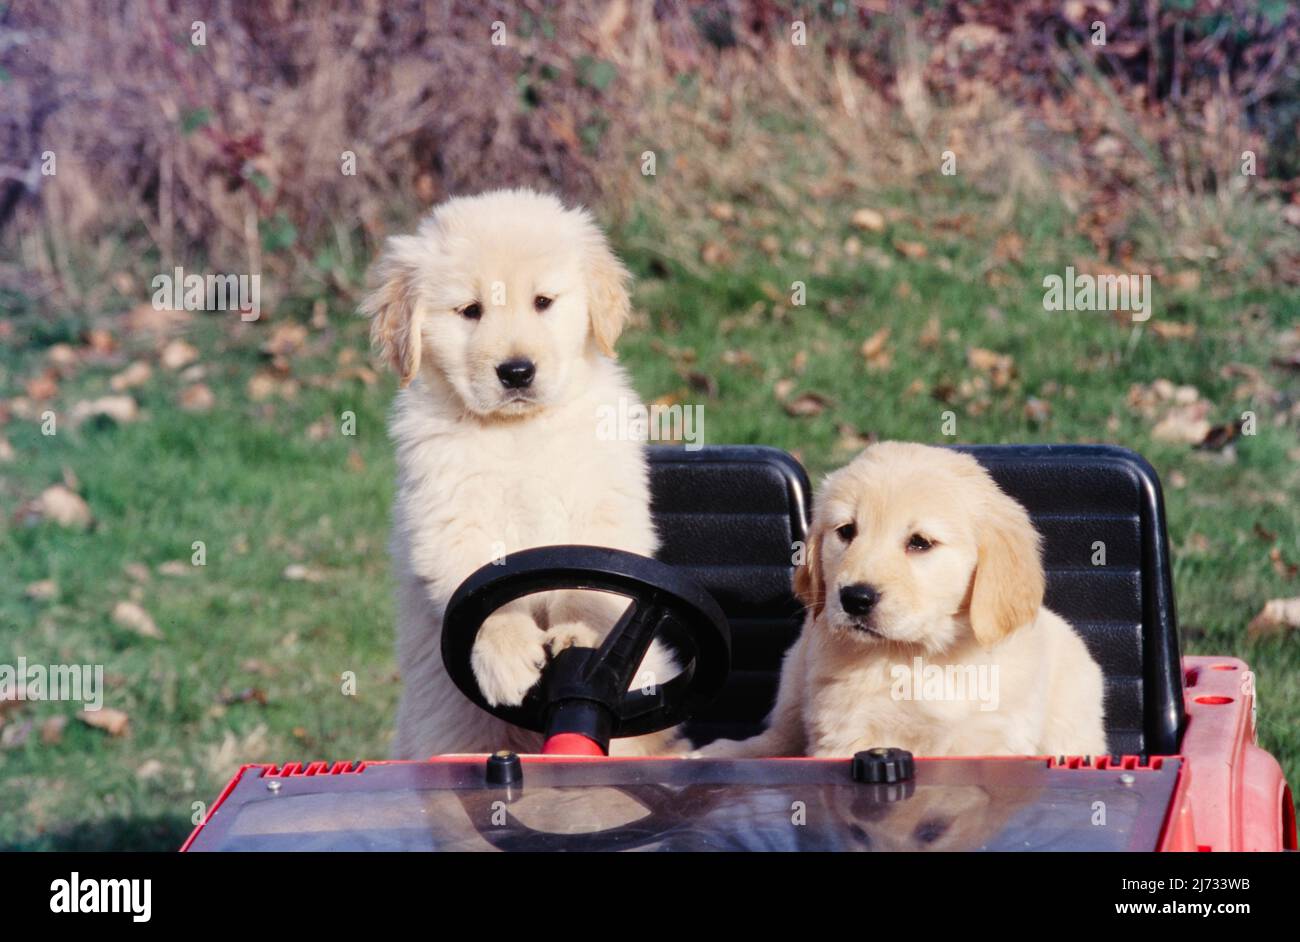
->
647, 446, 810, 747
647, 444, 1184, 757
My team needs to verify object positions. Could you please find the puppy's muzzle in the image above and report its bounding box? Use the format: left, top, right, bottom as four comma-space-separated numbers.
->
839, 583, 880, 617
496, 358, 536, 389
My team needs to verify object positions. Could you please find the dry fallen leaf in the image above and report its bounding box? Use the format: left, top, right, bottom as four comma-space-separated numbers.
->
993, 232, 1024, 264
339, 365, 378, 387
834, 423, 876, 453
892, 239, 928, 259
47, 343, 80, 370
160, 339, 200, 370
283, 564, 326, 583
109, 361, 152, 392
686, 371, 719, 397
41, 715, 68, 745
1167, 270, 1202, 292
112, 600, 162, 639
707, 201, 736, 222
251, 372, 300, 401
1198, 420, 1242, 451
1271, 547, 1298, 581
247, 371, 279, 401
1247, 598, 1300, 638
306, 417, 333, 441
850, 208, 886, 233
966, 347, 1016, 388
220, 686, 269, 707
83, 327, 119, 354
1150, 321, 1197, 340
0, 688, 25, 721
25, 370, 59, 401
1024, 397, 1052, 424
260, 323, 309, 358
783, 391, 835, 418
1, 720, 33, 749
157, 560, 193, 577
700, 241, 731, 266
0, 435, 14, 464
967, 347, 1010, 372
25, 579, 58, 602
70, 395, 139, 426
179, 383, 215, 412
79, 707, 130, 737
860, 327, 891, 369
19, 485, 93, 529
919, 316, 941, 351
1127, 379, 1201, 418
1271, 350, 1300, 372
1151, 401, 1212, 444
125, 303, 190, 335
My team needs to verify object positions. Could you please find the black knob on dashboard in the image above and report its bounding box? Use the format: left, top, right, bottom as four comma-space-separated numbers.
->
485, 750, 523, 786
851, 747, 915, 784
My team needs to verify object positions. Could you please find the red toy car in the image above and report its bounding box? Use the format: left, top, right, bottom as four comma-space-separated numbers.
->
182, 445, 1295, 852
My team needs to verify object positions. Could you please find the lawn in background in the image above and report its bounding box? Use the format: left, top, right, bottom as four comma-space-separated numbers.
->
1, 186, 1296, 849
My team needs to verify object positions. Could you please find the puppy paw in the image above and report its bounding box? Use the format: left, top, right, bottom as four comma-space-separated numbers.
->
543, 621, 600, 656
691, 737, 761, 759
471, 616, 547, 707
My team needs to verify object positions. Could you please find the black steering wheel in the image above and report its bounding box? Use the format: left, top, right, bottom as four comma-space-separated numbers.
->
441, 546, 731, 752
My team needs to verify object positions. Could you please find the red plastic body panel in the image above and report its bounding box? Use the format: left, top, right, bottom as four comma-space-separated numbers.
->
181, 654, 1295, 852
1158, 656, 1296, 851
178, 759, 376, 851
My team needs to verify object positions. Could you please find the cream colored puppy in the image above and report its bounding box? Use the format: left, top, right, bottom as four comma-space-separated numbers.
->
362, 188, 676, 758
700, 442, 1106, 758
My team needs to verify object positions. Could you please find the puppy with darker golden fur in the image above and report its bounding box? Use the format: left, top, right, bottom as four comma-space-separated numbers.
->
699, 442, 1106, 758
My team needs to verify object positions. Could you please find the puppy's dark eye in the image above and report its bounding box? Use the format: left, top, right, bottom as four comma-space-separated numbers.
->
459, 302, 482, 320
906, 533, 933, 553
835, 523, 857, 543
533, 295, 553, 312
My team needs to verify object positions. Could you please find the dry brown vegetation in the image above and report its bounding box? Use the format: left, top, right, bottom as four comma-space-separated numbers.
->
2, 0, 1298, 310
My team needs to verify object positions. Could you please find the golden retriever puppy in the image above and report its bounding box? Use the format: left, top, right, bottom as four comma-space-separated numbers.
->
362, 188, 676, 758
700, 442, 1106, 758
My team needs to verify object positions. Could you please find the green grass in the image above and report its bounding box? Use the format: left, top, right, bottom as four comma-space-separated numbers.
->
1, 185, 1297, 849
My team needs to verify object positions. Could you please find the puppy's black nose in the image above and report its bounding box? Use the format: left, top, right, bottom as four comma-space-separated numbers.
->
840, 583, 880, 616
496, 358, 536, 389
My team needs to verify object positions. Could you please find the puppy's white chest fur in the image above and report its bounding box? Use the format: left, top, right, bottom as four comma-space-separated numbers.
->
803, 628, 1047, 757
387, 360, 663, 758
790, 604, 1106, 758
391, 362, 654, 594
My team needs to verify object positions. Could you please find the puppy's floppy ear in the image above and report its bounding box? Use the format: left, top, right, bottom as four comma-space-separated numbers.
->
969, 490, 1045, 647
794, 524, 826, 618
360, 235, 425, 387
581, 222, 631, 358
